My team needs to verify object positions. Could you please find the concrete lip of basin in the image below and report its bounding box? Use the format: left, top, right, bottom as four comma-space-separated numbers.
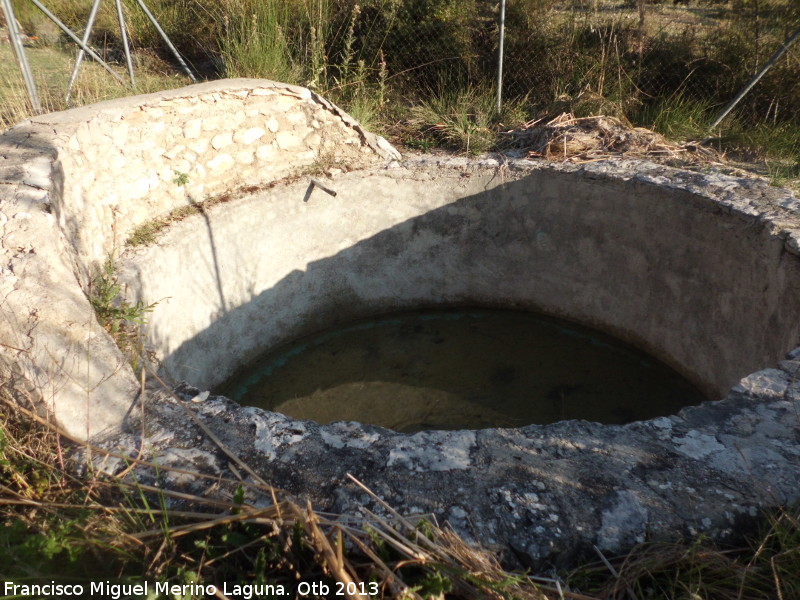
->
0, 79, 799, 568
114, 155, 800, 567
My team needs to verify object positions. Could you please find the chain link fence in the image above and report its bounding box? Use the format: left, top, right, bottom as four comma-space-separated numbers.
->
322, 0, 800, 125
4, 0, 800, 129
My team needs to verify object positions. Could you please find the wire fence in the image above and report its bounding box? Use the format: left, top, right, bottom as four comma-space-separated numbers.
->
338, 0, 800, 125
3, 0, 800, 129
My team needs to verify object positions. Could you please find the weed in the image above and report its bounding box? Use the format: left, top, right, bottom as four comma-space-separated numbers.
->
126, 186, 263, 248
126, 205, 197, 247
89, 258, 154, 336
632, 93, 716, 141
720, 120, 800, 162
410, 569, 453, 597
126, 218, 166, 247
767, 160, 800, 190
698, 118, 800, 189
405, 83, 530, 155
409, 84, 499, 154
218, 2, 299, 83
343, 87, 382, 132
173, 170, 190, 186
403, 135, 436, 152
88, 258, 157, 371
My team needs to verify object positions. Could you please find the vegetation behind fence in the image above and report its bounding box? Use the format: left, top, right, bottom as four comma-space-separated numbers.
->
3, 1, 800, 162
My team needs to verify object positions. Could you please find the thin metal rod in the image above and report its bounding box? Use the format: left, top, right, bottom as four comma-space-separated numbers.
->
710, 25, 800, 130
28, 0, 125, 83
66, 0, 103, 104
310, 178, 337, 197
496, 0, 506, 114
115, 0, 136, 86
1, 0, 41, 113
132, 0, 197, 82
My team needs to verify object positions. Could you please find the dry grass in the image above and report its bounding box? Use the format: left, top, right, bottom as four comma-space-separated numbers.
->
0, 373, 568, 598
498, 112, 721, 167
0, 41, 191, 131
3, 1, 798, 190
569, 520, 800, 600
3, 367, 798, 598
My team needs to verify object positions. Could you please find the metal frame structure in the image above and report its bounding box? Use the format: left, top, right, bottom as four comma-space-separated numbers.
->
1, 0, 197, 114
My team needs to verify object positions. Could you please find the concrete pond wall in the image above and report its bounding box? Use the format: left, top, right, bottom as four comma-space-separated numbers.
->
1, 79, 800, 569
0, 79, 397, 439
120, 158, 800, 403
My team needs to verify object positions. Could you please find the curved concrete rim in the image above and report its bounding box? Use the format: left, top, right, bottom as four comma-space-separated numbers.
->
116, 155, 800, 568
0, 78, 399, 440
122, 155, 800, 405
0, 80, 799, 568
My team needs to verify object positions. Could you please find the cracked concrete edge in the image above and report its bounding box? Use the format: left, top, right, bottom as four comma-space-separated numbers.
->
89, 155, 800, 570
86, 354, 800, 570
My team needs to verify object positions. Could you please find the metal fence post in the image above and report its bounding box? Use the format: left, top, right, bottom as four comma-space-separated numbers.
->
1, 0, 41, 113
115, 0, 136, 86
132, 0, 197, 82
496, 0, 506, 114
28, 0, 125, 83
65, 0, 103, 104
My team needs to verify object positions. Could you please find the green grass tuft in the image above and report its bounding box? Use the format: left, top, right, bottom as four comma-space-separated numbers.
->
408, 84, 499, 154
632, 94, 717, 142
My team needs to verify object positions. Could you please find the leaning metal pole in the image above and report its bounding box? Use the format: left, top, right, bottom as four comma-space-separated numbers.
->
710, 25, 800, 129
65, 0, 103, 104
28, 0, 125, 83
1, 0, 41, 113
115, 0, 135, 86
496, 0, 506, 114
133, 0, 197, 82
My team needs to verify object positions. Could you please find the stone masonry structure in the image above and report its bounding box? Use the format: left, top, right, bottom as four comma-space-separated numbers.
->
1, 80, 800, 569
0, 79, 398, 439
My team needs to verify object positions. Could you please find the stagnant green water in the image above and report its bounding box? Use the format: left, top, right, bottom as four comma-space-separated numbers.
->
221, 309, 706, 433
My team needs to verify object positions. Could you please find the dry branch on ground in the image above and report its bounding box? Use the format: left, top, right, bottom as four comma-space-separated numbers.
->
500, 112, 721, 166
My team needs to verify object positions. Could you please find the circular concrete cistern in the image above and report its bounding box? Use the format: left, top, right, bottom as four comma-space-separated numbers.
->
2, 81, 799, 569
116, 155, 800, 567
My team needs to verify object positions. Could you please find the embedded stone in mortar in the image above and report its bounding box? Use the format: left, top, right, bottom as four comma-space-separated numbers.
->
89, 359, 800, 568
0, 79, 399, 440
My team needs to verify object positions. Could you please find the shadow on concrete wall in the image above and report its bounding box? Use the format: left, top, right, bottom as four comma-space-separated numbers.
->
148, 170, 800, 407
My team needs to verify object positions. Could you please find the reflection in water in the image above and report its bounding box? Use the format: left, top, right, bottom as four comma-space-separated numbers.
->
221, 309, 706, 432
